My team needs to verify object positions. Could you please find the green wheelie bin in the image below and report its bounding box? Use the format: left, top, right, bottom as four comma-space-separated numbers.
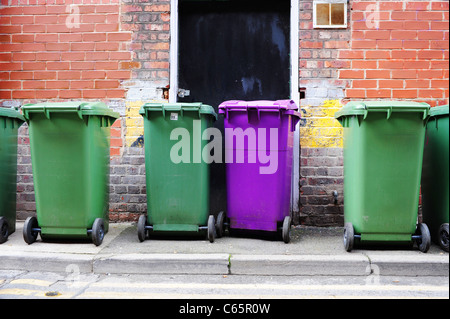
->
422, 105, 449, 252
0, 107, 25, 243
21, 102, 119, 246
137, 103, 218, 243
335, 101, 431, 252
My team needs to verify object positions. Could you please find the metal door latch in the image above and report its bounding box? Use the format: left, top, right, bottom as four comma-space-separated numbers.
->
178, 89, 190, 98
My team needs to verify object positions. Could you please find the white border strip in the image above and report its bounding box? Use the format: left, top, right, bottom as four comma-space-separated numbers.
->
169, 0, 179, 103
291, 0, 300, 214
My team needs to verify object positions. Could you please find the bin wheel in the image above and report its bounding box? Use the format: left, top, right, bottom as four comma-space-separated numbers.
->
415, 223, 431, 253
343, 223, 355, 252
282, 216, 291, 244
438, 224, 449, 253
138, 215, 147, 242
23, 216, 39, 245
0, 217, 9, 244
207, 215, 215, 243
92, 218, 105, 247
215, 211, 225, 238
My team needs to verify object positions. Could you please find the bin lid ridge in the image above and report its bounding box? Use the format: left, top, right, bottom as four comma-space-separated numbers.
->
218, 99, 298, 111
21, 101, 120, 120
335, 101, 431, 120
428, 105, 449, 118
0, 107, 25, 122
139, 102, 217, 120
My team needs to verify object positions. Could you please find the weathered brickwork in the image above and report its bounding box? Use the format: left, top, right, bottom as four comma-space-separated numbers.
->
300, 147, 344, 226
299, 0, 351, 108
1, 0, 449, 226
298, 0, 349, 225
121, 0, 170, 100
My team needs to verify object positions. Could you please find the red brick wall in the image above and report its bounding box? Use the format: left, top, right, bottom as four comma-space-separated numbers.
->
340, 0, 449, 106
0, 0, 133, 101
299, 0, 351, 106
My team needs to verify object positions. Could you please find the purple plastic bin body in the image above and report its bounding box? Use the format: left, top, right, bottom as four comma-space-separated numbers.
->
219, 100, 301, 232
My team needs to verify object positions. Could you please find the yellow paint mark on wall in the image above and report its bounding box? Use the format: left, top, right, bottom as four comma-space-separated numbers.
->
125, 101, 144, 147
300, 99, 344, 148
125, 100, 167, 147
124, 99, 344, 149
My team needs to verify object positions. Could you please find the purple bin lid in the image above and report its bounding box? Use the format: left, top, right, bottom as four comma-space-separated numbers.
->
219, 99, 298, 113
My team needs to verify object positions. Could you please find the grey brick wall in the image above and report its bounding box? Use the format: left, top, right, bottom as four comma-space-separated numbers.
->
109, 146, 147, 222
16, 124, 35, 221
299, 148, 344, 226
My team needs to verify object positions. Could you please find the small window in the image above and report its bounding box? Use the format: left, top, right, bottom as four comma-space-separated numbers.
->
313, 1, 347, 29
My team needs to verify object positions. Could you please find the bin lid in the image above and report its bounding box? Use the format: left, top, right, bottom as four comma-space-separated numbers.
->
22, 101, 120, 121
219, 99, 298, 112
0, 107, 25, 122
139, 102, 217, 120
335, 101, 430, 121
429, 105, 449, 118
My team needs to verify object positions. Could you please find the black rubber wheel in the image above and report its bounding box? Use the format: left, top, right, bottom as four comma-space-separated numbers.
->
23, 216, 39, 245
207, 215, 215, 243
0, 217, 9, 244
92, 218, 105, 247
438, 223, 449, 253
215, 211, 225, 238
282, 216, 291, 244
137, 214, 147, 242
415, 223, 431, 253
343, 222, 354, 252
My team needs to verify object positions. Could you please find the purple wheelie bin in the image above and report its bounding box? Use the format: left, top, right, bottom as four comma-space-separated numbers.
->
218, 100, 301, 243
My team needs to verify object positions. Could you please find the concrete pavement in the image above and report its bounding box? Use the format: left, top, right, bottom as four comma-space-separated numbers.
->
0, 222, 448, 277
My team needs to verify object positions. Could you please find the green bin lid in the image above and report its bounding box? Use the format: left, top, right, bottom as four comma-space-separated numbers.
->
139, 102, 217, 120
429, 104, 449, 118
0, 107, 25, 122
22, 101, 120, 121
335, 101, 430, 120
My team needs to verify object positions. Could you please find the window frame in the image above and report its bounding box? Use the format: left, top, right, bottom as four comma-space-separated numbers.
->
313, 0, 348, 29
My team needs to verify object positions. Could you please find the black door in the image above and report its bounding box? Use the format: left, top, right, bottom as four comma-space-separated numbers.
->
178, 0, 291, 215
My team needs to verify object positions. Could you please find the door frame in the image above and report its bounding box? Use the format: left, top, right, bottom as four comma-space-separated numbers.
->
169, 0, 300, 214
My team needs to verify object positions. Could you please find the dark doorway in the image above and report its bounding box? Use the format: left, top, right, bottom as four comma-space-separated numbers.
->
178, 0, 291, 214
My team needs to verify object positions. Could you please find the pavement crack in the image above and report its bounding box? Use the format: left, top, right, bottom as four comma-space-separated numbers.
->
362, 252, 373, 275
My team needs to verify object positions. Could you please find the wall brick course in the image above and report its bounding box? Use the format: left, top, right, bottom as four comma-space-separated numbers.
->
338, 0, 449, 107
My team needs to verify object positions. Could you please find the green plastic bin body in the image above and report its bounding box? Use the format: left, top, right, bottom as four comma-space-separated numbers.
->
22, 102, 119, 240
336, 101, 430, 244
422, 105, 449, 243
140, 103, 216, 234
0, 108, 25, 237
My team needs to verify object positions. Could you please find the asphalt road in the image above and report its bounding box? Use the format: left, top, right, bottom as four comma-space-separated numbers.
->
0, 270, 448, 300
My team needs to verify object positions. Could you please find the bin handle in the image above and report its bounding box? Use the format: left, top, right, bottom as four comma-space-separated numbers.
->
22, 104, 84, 121
145, 107, 166, 119
44, 106, 84, 120
246, 104, 290, 123
358, 103, 393, 120
247, 106, 260, 122
286, 110, 301, 132
160, 104, 203, 119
